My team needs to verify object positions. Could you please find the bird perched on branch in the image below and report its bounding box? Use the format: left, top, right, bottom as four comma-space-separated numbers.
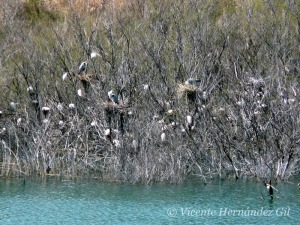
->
10, 102, 17, 111
161, 132, 166, 142
90, 51, 100, 59
108, 90, 119, 104
264, 180, 274, 199
42, 106, 50, 117
185, 78, 201, 85
62, 72, 69, 81
298, 183, 300, 189
46, 166, 51, 174
69, 103, 75, 108
78, 61, 88, 74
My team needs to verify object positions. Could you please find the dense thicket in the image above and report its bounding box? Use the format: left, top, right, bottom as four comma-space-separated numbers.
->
0, 0, 299, 183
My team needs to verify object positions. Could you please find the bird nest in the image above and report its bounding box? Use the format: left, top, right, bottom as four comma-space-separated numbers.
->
176, 83, 197, 99
77, 73, 95, 81
104, 102, 125, 112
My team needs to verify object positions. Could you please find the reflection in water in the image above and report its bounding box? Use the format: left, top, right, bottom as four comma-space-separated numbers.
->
0, 178, 299, 224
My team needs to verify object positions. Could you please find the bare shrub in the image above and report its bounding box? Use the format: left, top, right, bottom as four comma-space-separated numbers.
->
0, 0, 299, 183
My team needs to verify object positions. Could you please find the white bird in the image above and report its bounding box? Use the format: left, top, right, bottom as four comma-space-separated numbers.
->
43, 119, 49, 124
42, 106, 50, 112
202, 91, 207, 100
104, 129, 111, 137
161, 132, 166, 142
69, 103, 75, 109
288, 98, 295, 104
132, 139, 138, 149
62, 72, 68, 81
90, 51, 100, 59
171, 121, 179, 127
78, 62, 88, 74
153, 115, 159, 120
10, 102, 17, 111
108, 90, 119, 104
77, 89, 83, 97
236, 99, 245, 107
32, 100, 39, 106
57, 103, 63, 111
27, 86, 33, 92
113, 139, 121, 148
58, 120, 64, 126
167, 109, 174, 115
143, 84, 149, 91
91, 121, 97, 127
17, 118, 22, 126
186, 115, 193, 125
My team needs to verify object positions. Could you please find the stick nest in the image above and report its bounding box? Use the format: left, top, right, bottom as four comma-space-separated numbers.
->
177, 83, 197, 99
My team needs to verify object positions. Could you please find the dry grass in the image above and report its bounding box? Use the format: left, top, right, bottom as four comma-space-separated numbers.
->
41, 0, 127, 14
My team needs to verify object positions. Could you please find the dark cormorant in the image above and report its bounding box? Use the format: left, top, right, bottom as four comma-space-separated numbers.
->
264, 180, 273, 199
46, 166, 51, 174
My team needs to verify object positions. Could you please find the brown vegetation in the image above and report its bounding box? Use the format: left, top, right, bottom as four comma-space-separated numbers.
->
0, 0, 299, 184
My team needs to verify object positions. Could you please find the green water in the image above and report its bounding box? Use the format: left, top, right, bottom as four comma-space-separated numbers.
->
0, 178, 299, 224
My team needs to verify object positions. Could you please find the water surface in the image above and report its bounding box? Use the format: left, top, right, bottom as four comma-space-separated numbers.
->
0, 178, 299, 224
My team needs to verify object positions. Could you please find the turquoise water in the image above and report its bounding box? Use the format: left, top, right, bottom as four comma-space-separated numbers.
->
0, 178, 299, 224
